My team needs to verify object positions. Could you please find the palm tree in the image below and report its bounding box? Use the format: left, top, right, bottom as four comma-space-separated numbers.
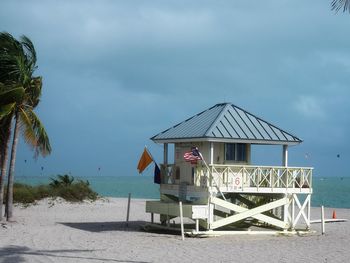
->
332, 0, 350, 12
0, 86, 24, 220
0, 32, 51, 221
49, 174, 75, 187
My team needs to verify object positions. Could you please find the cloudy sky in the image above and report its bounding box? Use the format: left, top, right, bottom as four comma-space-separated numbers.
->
1, 0, 349, 178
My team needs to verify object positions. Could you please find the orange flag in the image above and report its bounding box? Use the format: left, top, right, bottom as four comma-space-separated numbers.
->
137, 148, 153, 173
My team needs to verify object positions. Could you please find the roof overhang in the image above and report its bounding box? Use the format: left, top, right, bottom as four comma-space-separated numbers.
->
151, 137, 302, 146
150, 103, 303, 146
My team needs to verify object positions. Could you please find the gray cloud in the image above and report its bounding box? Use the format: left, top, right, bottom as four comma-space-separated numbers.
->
1, 0, 349, 177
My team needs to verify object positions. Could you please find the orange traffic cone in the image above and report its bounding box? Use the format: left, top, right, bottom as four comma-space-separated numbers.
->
332, 210, 337, 219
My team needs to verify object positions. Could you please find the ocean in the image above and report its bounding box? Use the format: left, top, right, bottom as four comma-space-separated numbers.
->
15, 176, 350, 209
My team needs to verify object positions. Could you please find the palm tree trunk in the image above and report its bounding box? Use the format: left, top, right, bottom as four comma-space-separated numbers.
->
6, 113, 20, 221
0, 121, 12, 221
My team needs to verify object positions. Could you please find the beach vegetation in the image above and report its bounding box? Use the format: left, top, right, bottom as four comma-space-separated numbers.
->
12, 183, 46, 204
48, 174, 97, 202
50, 174, 75, 187
0, 32, 51, 221
50, 179, 97, 202
4, 175, 97, 204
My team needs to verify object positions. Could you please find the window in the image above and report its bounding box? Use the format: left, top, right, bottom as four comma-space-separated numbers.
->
225, 143, 246, 162
236, 143, 246, 161
225, 143, 236, 161
175, 166, 180, 180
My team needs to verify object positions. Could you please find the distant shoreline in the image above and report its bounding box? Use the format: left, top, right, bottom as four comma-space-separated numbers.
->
13, 176, 350, 209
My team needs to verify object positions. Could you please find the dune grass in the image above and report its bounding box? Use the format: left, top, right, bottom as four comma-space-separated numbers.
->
8, 174, 98, 204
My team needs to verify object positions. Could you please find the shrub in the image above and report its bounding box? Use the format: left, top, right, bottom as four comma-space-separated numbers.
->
50, 174, 74, 187
10, 175, 98, 204
51, 180, 97, 202
35, 185, 51, 199
13, 183, 36, 204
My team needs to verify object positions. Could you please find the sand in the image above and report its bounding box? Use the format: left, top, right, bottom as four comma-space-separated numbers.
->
0, 197, 349, 263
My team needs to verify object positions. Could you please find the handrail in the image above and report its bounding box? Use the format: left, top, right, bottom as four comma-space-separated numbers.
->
160, 163, 313, 192
211, 164, 314, 170
198, 164, 313, 191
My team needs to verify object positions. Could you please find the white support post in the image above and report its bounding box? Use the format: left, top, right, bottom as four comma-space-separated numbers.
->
179, 201, 185, 240
281, 145, 289, 223
164, 143, 168, 165
282, 145, 288, 167
307, 194, 311, 229
283, 195, 289, 228
291, 194, 295, 230
210, 142, 214, 165
208, 201, 214, 228
321, 206, 325, 235
292, 194, 310, 229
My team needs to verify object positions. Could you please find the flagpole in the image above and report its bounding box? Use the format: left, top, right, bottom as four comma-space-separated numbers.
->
144, 146, 161, 184
145, 145, 157, 165
198, 152, 226, 201
137, 146, 155, 174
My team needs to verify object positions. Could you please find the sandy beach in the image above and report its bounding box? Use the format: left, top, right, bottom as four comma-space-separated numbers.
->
0, 198, 349, 263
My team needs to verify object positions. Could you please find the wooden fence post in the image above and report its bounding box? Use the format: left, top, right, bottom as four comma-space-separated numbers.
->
126, 193, 131, 227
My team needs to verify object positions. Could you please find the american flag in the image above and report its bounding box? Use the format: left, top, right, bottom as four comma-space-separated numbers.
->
184, 147, 202, 164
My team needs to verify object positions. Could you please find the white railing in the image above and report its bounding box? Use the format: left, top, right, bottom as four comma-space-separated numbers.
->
160, 164, 176, 184
195, 164, 313, 191
161, 164, 313, 192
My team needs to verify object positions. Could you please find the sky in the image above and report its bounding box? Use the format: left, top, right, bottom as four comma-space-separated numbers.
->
1, 0, 349, 178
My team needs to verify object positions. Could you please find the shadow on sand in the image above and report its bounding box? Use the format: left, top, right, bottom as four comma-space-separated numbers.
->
58, 220, 186, 238
0, 245, 150, 263
59, 220, 147, 233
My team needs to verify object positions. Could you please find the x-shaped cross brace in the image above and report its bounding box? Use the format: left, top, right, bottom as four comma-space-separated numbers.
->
210, 196, 290, 229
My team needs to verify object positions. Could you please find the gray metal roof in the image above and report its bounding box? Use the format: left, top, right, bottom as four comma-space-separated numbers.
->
151, 103, 302, 145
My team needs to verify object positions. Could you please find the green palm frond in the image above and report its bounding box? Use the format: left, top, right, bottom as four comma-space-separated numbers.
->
0, 103, 15, 119
15, 54, 29, 84
18, 107, 52, 158
332, 0, 350, 12
49, 177, 60, 188
0, 32, 23, 84
0, 32, 22, 53
20, 35, 37, 75
0, 86, 24, 120
0, 32, 51, 158
50, 174, 75, 187
57, 174, 75, 186
0, 86, 25, 105
0, 32, 36, 87
27, 76, 42, 108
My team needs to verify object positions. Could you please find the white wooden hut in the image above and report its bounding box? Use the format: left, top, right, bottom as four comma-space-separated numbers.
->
146, 103, 313, 235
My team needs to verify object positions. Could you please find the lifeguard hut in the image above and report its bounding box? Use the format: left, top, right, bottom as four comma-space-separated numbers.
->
146, 103, 313, 235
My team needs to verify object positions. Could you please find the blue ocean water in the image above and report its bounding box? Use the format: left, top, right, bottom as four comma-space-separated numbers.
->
15, 175, 160, 199
15, 176, 350, 208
